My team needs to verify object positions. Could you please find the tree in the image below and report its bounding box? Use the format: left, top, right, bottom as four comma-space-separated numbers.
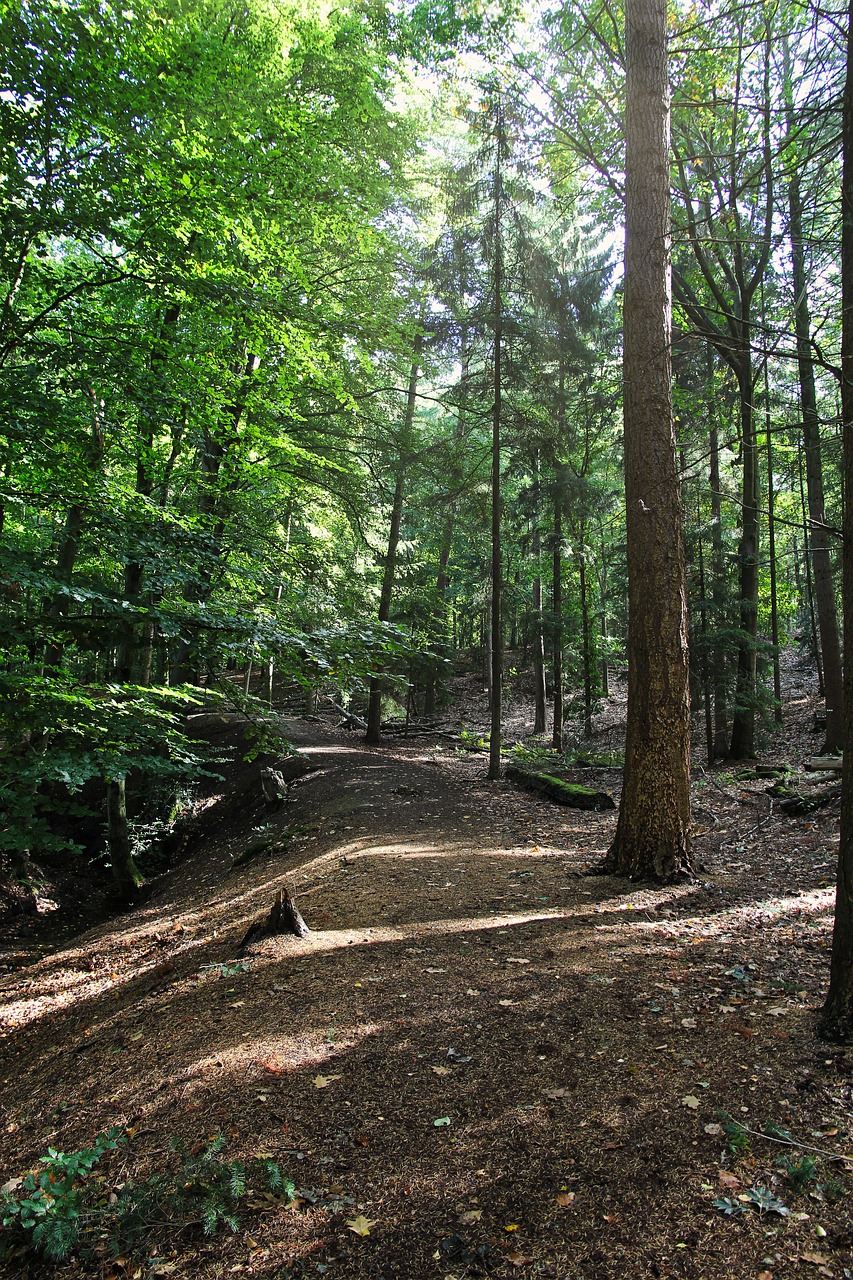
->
821, 0, 853, 1041
604, 0, 693, 881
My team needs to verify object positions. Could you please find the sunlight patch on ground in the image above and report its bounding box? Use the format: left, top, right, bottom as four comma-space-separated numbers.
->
186, 1022, 383, 1084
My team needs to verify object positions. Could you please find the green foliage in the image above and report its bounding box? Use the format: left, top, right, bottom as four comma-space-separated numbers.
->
0, 1127, 126, 1262
0, 1130, 294, 1264
778, 1153, 818, 1191
716, 1112, 752, 1155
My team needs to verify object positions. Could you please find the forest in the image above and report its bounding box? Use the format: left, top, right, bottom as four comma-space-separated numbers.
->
3, 0, 853, 1276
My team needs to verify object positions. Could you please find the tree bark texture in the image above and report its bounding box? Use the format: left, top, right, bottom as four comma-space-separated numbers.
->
532, 453, 547, 735
789, 172, 844, 750
551, 468, 564, 751
607, 0, 693, 881
488, 97, 504, 782
821, 0, 853, 1040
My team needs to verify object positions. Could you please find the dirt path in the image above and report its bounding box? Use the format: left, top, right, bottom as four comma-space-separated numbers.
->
1, 712, 852, 1279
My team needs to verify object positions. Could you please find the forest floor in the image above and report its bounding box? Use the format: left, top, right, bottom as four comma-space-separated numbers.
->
2, 658, 853, 1280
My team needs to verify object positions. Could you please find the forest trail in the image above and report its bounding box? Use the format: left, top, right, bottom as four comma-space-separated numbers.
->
2, 697, 853, 1278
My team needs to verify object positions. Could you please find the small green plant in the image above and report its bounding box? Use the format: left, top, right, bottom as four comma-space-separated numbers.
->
716, 1112, 751, 1155
202, 961, 249, 978
778, 1153, 819, 1191
115, 1134, 294, 1247
0, 1127, 126, 1262
1, 1130, 294, 1264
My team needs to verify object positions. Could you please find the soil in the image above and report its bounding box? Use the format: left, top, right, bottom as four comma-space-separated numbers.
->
2, 660, 853, 1280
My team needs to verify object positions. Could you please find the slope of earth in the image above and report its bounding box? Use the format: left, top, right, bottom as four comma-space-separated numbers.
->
1, 667, 852, 1280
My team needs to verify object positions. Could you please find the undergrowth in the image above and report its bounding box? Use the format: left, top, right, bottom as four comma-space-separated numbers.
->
0, 1128, 295, 1265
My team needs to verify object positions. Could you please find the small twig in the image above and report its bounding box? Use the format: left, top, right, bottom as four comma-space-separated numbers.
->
741, 1126, 852, 1161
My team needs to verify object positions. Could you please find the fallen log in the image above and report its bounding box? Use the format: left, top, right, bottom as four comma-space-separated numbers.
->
237, 885, 309, 954
324, 698, 368, 731
505, 765, 615, 811
779, 783, 842, 817
805, 755, 844, 772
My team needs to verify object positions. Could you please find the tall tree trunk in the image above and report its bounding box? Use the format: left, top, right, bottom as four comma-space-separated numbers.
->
729, 350, 760, 758
783, 37, 844, 752
579, 517, 594, 739
488, 96, 504, 782
800, 454, 825, 692
763, 340, 782, 725
707, 352, 729, 757
552, 467, 564, 751
531, 452, 547, 734
606, 0, 693, 880
366, 336, 422, 744
821, 0, 853, 1040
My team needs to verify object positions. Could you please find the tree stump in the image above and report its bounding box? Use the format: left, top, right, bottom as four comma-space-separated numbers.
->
237, 885, 309, 954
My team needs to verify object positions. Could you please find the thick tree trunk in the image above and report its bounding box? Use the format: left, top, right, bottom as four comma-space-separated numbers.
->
488, 100, 504, 782
531, 454, 547, 735
552, 469, 564, 752
606, 0, 693, 881
784, 37, 844, 753
821, 0, 853, 1040
729, 351, 760, 759
707, 382, 729, 758
790, 182, 844, 749
579, 520, 594, 740
764, 357, 782, 725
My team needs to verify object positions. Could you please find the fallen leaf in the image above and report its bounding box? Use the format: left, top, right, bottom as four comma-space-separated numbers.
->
312, 1074, 343, 1089
543, 1087, 570, 1099
681, 1018, 697, 1029
507, 1252, 533, 1266
465, 988, 481, 996
346, 1215, 377, 1237
259, 1059, 286, 1075
499, 1000, 517, 1007
766, 1006, 789, 1016
433, 1116, 452, 1127
704, 1123, 723, 1136
458, 1209, 482, 1224
718, 1171, 741, 1190
431, 1066, 453, 1076
1, 1177, 22, 1195
682, 1095, 700, 1109
504, 1223, 519, 1232
757, 1272, 773, 1280
800, 1252, 831, 1266
424, 968, 447, 974
555, 1192, 575, 1207
507, 958, 530, 965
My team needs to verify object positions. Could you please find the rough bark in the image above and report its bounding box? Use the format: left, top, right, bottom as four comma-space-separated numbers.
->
531, 453, 547, 735
729, 354, 760, 759
821, 0, 853, 1040
605, 0, 693, 881
707, 354, 729, 758
551, 468, 564, 751
488, 98, 504, 782
783, 35, 844, 753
